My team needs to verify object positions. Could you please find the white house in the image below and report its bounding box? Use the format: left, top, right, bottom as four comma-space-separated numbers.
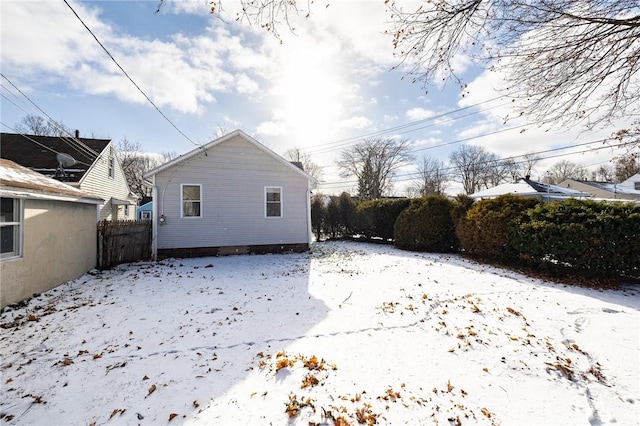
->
143, 130, 315, 258
1, 132, 138, 221
470, 177, 591, 201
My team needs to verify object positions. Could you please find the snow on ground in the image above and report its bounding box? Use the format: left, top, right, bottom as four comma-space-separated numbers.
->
1, 241, 638, 425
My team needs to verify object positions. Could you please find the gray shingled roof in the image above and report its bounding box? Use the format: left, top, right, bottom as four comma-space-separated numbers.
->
0, 132, 110, 183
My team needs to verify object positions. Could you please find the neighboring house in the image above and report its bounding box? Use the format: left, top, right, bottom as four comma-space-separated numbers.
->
1, 132, 138, 221
0, 159, 102, 308
136, 197, 153, 220
620, 173, 640, 191
143, 130, 315, 258
558, 178, 640, 201
471, 177, 590, 201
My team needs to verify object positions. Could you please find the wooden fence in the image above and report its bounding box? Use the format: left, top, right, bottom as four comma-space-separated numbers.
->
97, 220, 152, 269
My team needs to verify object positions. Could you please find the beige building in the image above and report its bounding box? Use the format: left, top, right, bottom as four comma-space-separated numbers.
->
558, 176, 640, 201
1, 159, 102, 308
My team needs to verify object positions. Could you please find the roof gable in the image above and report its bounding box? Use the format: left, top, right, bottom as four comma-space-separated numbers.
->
0, 132, 111, 183
0, 158, 102, 203
143, 130, 315, 182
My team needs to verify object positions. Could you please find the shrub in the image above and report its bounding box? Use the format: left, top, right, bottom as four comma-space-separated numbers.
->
456, 194, 541, 263
394, 196, 458, 253
353, 198, 410, 241
513, 199, 640, 278
325, 196, 341, 239
451, 194, 475, 225
310, 193, 325, 241
338, 192, 357, 236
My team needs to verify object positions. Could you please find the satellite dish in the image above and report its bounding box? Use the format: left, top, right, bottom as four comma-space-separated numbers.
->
56, 152, 77, 168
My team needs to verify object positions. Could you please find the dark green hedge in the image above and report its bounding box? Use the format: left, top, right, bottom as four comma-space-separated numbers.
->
353, 198, 410, 241
512, 199, 640, 278
456, 195, 541, 263
394, 196, 458, 253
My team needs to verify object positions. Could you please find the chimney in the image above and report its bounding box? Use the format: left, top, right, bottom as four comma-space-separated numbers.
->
75, 129, 80, 138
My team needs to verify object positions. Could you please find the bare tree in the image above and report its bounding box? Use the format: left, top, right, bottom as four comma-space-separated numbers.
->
14, 114, 72, 136
337, 137, 413, 200
591, 164, 616, 182
547, 160, 589, 184
504, 153, 542, 181
284, 147, 323, 189
448, 144, 501, 194
614, 154, 640, 182
410, 154, 449, 197
117, 138, 165, 199
160, 150, 179, 162
387, 1, 640, 132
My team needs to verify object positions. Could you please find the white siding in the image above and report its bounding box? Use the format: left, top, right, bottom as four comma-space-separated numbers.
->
80, 144, 136, 220
154, 135, 310, 249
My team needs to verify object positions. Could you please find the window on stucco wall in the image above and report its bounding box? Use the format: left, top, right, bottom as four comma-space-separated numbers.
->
0, 197, 22, 260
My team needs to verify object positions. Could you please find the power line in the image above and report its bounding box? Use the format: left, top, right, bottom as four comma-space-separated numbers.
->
0, 121, 93, 167
318, 137, 629, 189
1, 73, 101, 160
62, 0, 202, 149
304, 96, 507, 155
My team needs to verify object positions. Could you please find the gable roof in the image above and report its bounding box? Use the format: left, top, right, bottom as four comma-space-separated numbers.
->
620, 173, 640, 188
471, 178, 589, 199
143, 129, 315, 182
561, 179, 640, 196
0, 132, 111, 183
0, 158, 102, 204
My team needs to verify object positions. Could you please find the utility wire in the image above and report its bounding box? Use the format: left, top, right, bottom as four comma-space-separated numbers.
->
304, 96, 506, 155
62, 0, 202, 149
319, 138, 629, 189
1, 73, 101, 160
0, 121, 94, 167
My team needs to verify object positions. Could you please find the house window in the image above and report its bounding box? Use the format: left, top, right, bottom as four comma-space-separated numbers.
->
182, 184, 202, 218
141, 211, 151, 220
635, 182, 640, 190
124, 205, 129, 217
108, 156, 115, 179
1, 197, 21, 260
265, 187, 282, 218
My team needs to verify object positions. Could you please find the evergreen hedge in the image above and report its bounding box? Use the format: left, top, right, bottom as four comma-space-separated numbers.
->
394, 196, 458, 253
512, 199, 640, 278
456, 195, 541, 263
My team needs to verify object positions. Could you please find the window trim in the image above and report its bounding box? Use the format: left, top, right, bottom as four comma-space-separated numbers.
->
1, 197, 23, 261
108, 155, 115, 179
181, 184, 202, 218
265, 186, 283, 218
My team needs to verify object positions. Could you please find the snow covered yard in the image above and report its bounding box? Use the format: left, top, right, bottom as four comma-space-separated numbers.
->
1, 241, 638, 426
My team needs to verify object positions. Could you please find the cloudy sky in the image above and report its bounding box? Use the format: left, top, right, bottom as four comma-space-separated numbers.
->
1, 0, 634, 194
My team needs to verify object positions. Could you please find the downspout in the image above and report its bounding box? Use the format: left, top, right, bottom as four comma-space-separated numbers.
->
150, 176, 158, 259
306, 182, 312, 248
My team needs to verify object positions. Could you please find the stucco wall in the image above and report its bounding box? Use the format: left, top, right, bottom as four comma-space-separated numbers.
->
1, 198, 97, 308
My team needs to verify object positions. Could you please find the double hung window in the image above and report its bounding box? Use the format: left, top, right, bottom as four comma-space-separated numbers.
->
1, 198, 21, 260
182, 184, 202, 218
265, 187, 282, 218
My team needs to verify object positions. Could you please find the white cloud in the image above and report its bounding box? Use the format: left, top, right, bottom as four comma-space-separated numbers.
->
0, 1, 267, 114
405, 107, 435, 121
339, 116, 373, 130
